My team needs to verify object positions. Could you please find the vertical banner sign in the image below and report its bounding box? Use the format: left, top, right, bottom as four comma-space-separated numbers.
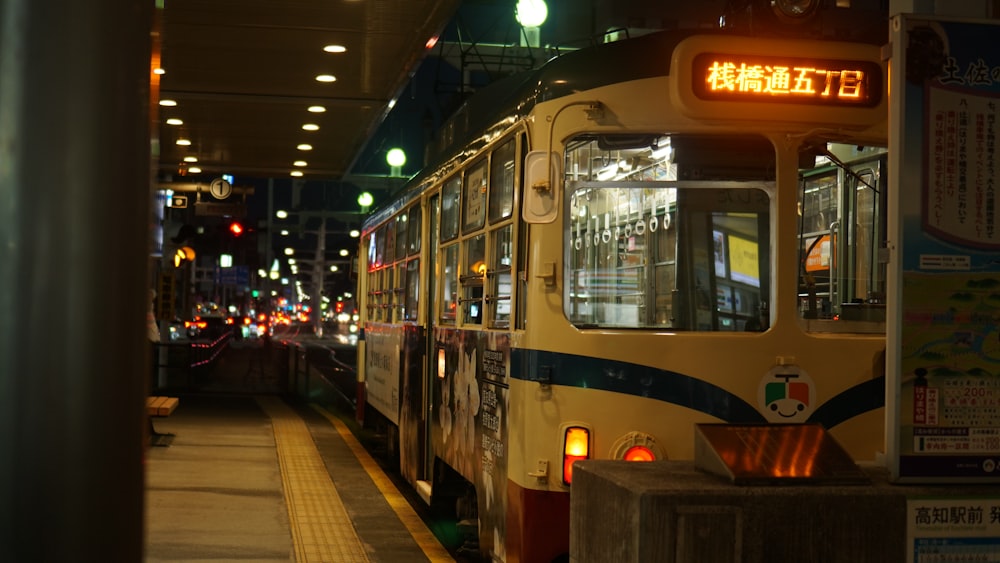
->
891, 16, 1000, 483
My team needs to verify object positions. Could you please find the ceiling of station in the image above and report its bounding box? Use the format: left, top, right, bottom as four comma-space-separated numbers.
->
155, 0, 461, 182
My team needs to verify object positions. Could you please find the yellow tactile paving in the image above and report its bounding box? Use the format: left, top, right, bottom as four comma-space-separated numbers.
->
311, 404, 455, 563
256, 396, 370, 563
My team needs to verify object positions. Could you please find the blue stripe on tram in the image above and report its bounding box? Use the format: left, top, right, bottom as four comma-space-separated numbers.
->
511, 349, 767, 423
807, 376, 885, 429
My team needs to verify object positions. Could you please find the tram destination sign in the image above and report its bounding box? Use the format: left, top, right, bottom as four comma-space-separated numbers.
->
692, 53, 883, 108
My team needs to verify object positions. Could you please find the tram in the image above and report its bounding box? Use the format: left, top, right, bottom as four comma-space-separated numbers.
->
356, 3, 889, 561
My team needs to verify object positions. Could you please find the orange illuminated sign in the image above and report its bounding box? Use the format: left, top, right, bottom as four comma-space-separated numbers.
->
693, 53, 881, 107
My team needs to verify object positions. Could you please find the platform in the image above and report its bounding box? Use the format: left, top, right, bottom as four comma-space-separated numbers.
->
144, 392, 455, 562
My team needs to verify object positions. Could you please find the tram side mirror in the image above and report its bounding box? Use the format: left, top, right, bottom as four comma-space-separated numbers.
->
523, 151, 561, 224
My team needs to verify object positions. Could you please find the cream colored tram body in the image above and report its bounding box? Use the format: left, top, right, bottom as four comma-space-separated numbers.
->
357, 26, 888, 563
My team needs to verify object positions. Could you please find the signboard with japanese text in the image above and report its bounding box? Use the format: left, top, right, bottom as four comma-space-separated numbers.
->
889, 16, 1000, 482
907, 496, 1000, 561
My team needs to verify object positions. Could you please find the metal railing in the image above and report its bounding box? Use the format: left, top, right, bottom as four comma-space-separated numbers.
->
151, 332, 233, 390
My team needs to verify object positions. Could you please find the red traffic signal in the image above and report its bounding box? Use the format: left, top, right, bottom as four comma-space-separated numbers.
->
229, 221, 245, 236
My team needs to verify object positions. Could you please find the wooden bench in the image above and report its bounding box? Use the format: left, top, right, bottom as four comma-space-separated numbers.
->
147, 396, 179, 447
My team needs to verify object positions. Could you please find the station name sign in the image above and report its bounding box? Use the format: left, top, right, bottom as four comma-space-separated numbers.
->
692, 53, 882, 107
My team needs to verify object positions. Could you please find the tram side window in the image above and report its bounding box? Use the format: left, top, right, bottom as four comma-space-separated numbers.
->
441, 243, 458, 323
395, 212, 408, 260
463, 159, 488, 234
462, 234, 486, 324
404, 258, 419, 321
368, 268, 382, 322
442, 176, 460, 242
489, 225, 513, 328
407, 204, 421, 255
488, 139, 515, 222
384, 220, 396, 266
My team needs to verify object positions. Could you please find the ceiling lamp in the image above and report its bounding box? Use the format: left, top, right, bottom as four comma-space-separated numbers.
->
514, 0, 547, 27
323, 44, 346, 53
386, 148, 406, 168
315, 74, 336, 83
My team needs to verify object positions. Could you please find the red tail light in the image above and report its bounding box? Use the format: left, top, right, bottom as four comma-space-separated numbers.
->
562, 426, 590, 485
622, 445, 655, 462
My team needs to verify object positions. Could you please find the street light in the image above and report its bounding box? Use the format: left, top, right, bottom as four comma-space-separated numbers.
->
386, 148, 406, 177
358, 191, 373, 213
515, 0, 547, 47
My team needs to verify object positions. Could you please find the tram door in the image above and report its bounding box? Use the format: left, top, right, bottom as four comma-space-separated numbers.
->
798, 148, 887, 321
422, 193, 439, 483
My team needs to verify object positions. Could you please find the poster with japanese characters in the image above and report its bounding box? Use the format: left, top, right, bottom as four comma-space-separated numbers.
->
891, 16, 1000, 482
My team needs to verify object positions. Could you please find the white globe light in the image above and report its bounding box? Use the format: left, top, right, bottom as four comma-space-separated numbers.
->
386, 148, 407, 167
515, 0, 547, 28
358, 192, 374, 207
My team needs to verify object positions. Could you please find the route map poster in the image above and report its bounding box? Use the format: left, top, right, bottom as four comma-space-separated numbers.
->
891, 16, 1000, 482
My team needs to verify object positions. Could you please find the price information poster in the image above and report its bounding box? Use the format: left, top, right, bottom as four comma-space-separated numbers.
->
907, 497, 1000, 561
890, 16, 1000, 482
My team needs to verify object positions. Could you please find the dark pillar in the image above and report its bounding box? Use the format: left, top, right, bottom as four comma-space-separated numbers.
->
0, 0, 152, 560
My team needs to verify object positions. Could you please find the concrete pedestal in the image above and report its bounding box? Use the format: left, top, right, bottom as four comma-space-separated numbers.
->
570, 461, 905, 563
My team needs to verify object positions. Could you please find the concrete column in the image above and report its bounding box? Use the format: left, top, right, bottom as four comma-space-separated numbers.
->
0, 0, 152, 560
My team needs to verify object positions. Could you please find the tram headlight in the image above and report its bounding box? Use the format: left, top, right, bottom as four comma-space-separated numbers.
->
770, 0, 819, 23
562, 425, 591, 485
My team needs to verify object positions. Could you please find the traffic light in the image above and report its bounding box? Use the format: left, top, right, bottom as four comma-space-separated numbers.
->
229, 221, 245, 236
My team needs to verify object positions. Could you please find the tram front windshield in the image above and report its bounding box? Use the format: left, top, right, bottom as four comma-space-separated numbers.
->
562, 134, 886, 334
564, 134, 771, 332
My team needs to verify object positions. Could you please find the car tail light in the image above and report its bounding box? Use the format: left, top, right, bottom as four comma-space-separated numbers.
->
562, 426, 590, 485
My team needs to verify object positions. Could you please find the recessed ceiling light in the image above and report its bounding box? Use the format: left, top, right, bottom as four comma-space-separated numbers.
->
183, 156, 198, 163
159, 99, 177, 107
166, 118, 183, 125
323, 44, 346, 53
308, 105, 326, 113
315, 74, 336, 83
175, 138, 191, 146
290, 170, 304, 177
297, 144, 313, 151
293, 160, 308, 167
302, 123, 319, 131
188, 166, 202, 173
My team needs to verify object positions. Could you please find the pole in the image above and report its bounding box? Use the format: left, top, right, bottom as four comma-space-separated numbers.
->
0, 0, 151, 559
